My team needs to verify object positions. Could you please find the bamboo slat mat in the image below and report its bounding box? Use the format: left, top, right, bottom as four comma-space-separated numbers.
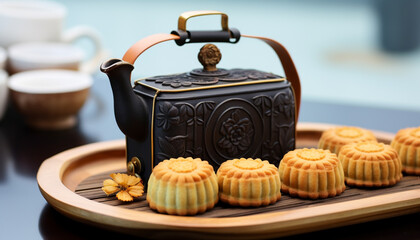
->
75, 170, 420, 218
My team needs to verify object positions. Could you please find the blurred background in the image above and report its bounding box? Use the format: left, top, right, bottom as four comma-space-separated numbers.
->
53, 0, 420, 111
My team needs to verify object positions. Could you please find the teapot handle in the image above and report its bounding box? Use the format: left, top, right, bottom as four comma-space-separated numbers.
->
177, 10, 229, 32
122, 33, 301, 120
171, 10, 241, 46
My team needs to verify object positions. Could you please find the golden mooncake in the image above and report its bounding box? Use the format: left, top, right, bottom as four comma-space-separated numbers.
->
318, 126, 377, 155
217, 158, 281, 207
279, 148, 346, 199
146, 157, 218, 215
391, 127, 420, 175
339, 141, 402, 187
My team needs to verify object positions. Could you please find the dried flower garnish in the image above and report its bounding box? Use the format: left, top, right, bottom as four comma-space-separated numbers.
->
102, 173, 144, 202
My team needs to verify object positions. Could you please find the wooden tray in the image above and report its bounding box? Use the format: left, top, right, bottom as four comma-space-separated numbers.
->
37, 122, 420, 239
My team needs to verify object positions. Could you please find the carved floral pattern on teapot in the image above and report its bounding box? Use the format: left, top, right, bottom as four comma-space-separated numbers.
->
218, 110, 254, 156
154, 88, 295, 167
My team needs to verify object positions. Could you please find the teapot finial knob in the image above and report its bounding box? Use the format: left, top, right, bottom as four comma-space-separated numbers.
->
198, 44, 221, 72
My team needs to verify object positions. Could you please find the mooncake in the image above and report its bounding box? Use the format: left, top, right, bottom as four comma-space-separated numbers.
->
146, 157, 218, 215
279, 148, 346, 199
391, 127, 420, 175
318, 126, 377, 155
339, 141, 402, 187
217, 158, 281, 207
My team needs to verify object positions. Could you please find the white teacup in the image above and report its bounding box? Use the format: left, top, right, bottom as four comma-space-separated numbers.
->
0, 1, 105, 73
0, 70, 8, 120
8, 42, 101, 74
8, 69, 93, 129
0, 1, 98, 46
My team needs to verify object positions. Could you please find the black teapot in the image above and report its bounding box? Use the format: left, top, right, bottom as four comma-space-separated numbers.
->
101, 11, 301, 187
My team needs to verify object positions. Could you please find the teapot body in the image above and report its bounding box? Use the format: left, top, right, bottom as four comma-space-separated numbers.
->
127, 74, 296, 186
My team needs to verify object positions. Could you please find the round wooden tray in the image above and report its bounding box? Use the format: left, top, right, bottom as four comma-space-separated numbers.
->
37, 122, 420, 239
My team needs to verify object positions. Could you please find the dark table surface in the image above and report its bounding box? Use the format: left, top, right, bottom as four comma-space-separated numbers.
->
1, 72, 419, 240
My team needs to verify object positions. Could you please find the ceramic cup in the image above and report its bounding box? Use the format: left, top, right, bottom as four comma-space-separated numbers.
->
0, 1, 104, 73
8, 42, 102, 74
0, 1, 99, 46
0, 47, 6, 69
8, 69, 93, 130
0, 70, 8, 120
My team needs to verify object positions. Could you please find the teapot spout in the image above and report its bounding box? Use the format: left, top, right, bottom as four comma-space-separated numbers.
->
100, 59, 148, 141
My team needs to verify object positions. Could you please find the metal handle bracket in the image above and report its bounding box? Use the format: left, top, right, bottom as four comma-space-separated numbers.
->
171, 10, 240, 46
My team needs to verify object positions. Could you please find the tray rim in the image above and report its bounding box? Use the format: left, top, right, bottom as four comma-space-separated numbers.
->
37, 122, 420, 238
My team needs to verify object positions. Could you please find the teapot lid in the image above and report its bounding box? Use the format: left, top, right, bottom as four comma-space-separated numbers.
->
135, 44, 284, 91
